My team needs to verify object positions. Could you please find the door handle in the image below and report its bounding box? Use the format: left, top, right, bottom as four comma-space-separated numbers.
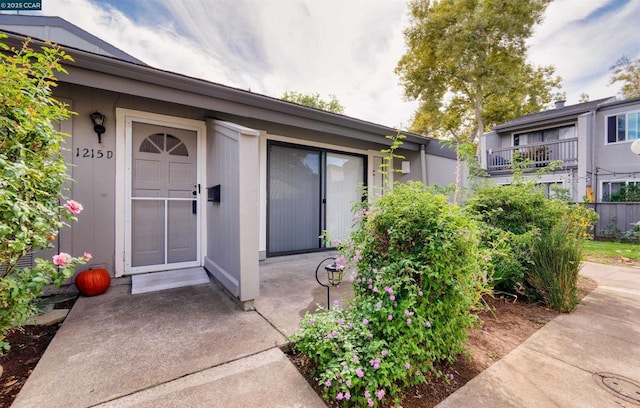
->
192, 190, 197, 214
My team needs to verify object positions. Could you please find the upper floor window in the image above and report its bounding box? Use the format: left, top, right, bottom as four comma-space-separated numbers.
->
513, 125, 575, 146
607, 112, 639, 143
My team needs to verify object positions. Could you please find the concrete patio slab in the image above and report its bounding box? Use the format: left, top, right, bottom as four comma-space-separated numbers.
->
97, 348, 326, 408
13, 283, 286, 408
255, 252, 354, 336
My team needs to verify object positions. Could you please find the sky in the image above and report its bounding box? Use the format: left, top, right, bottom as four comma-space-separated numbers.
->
24, 0, 640, 129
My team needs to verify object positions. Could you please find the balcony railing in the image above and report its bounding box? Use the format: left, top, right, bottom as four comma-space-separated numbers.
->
486, 138, 578, 172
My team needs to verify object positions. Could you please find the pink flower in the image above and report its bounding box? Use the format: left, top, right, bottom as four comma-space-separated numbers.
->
325, 379, 332, 387
356, 368, 364, 378
52, 252, 72, 267
418, 290, 423, 296
364, 391, 371, 398
375, 302, 382, 309
449, 373, 455, 381
426, 320, 432, 328
346, 380, 352, 387
390, 295, 395, 301
338, 318, 345, 325
63, 200, 83, 215
407, 318, 412, 324
373, 287, 379, 293
388, 314, 393, 320
404, 362, 410, 369
377, 389, 385, 400
381, 350, 388, 357
309, 319, 315, 326
82, 252, 92, 261
344, 392, 351, 400
336, 392, 344, 400
368, 398, 374, 407
362, 318, 369, 325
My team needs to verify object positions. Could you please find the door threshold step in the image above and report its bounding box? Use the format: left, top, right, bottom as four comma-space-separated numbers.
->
131, 267, 210, 295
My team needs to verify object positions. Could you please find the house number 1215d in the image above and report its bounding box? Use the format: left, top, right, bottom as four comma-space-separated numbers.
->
75, 148, 113, 159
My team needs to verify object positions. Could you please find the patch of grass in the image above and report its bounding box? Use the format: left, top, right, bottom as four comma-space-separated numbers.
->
582, 240, 640, 265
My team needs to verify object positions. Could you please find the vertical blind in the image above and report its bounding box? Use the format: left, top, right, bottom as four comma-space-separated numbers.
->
268, 143, 365, 255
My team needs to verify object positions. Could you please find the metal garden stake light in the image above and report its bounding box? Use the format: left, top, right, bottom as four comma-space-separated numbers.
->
315, 256, 344, 310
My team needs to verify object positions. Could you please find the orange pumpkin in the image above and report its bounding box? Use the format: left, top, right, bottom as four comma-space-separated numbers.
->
75, 268, 111, 297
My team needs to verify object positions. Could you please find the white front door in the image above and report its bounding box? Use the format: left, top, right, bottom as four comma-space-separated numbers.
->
126, 122, 200, 273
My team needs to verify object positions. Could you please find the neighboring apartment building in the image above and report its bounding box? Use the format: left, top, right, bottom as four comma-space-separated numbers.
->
479, 97, 640, 203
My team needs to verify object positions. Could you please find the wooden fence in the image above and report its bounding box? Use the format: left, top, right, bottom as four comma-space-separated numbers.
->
587, 202, 640, 238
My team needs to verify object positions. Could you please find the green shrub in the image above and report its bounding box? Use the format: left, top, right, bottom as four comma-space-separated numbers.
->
479, 226, 533, 294
465, 182, 597, 303
527, 220, 583, 312
622, 221, 640, 244
291, 182, 486, 406
0, 37, 89, 353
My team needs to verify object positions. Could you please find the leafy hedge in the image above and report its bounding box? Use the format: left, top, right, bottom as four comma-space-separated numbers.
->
465, 182, 598, 309
291, 182, 486, 406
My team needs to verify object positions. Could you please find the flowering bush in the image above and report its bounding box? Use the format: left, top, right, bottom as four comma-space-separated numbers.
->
291, 182, 487, 406
0, 37, 89, 353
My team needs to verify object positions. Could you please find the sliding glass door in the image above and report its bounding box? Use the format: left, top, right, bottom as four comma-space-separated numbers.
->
267, 142, 365, 256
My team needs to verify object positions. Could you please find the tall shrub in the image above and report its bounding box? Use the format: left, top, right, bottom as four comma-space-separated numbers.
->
466, 182, 597, 305
526, 220, 583, 312
0, 37, 89, 353
291, 182, 486, 406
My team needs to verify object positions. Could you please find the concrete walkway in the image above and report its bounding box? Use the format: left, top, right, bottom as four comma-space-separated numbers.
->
13, 260, 640, 407
12, 253, 347, 408
438, 262, 640, 407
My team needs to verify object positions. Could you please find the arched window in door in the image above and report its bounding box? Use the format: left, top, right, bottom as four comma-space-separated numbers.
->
139, 133, 189, 156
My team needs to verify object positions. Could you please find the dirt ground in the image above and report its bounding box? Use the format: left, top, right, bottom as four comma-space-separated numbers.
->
0, 297, 76, 408
0, 278, 597, 408
287, 276, 597, 407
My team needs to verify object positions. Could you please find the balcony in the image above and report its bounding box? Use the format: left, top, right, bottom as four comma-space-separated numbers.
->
486, 138, 578, 173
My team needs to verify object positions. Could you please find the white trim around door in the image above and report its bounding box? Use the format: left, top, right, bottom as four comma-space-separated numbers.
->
115, 109, 206, 277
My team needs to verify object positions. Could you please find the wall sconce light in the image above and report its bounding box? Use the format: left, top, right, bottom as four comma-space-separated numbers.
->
631, 139, 640, 156
90, 111, 106, 144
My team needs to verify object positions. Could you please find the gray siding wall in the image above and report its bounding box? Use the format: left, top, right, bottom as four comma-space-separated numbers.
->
52, 84, 208, 277
593, 101, 640, 200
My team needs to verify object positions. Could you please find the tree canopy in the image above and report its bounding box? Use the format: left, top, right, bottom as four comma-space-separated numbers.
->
610, 56, 640, 99
281, 91, 345, 114
396, 0, 561, 143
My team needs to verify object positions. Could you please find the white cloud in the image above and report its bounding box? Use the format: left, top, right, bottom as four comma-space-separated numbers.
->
36, 0, 640, 129
529, 0, 640, 103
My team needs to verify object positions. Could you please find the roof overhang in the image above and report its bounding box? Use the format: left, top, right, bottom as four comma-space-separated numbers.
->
2, 31, 456, 156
